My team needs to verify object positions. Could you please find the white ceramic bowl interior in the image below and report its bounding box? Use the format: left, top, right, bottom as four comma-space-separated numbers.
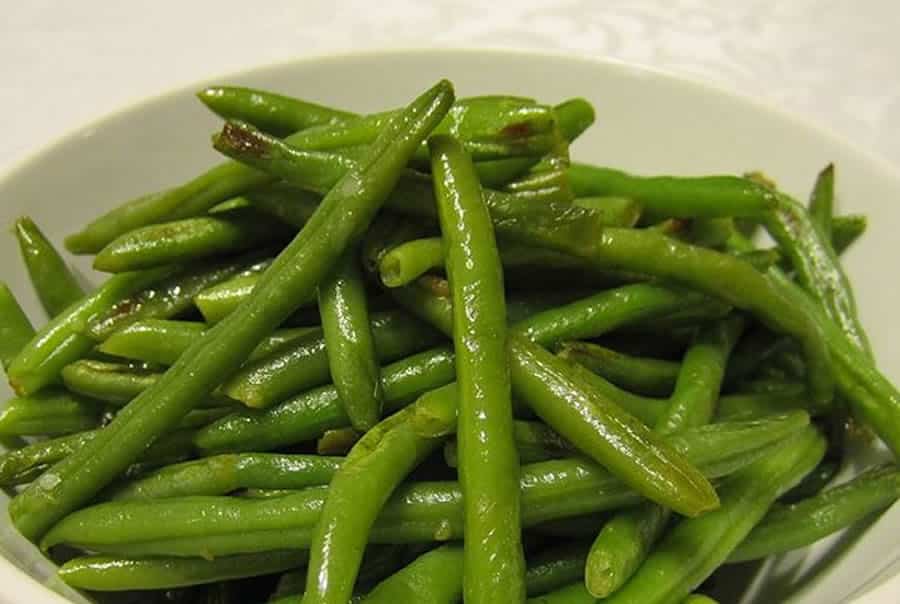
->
1, 49, 899, 604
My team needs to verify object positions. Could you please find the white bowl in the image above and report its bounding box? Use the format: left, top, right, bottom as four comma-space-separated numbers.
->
2, 49, 900, 604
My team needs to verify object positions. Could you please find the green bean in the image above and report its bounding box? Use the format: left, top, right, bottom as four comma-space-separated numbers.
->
781, 459, 840, 503
831, 214, 866, 255
88, 255, 267, 339
0, 283, 36, 372
808, 163, 834, 242
584, 318, 743, 597
195, 347, 457, 454
430, 134, 527, 603
108, 453, 342, 500
518, 225, 832, 404
14, 217, 85, 316
302, 387, 453, 604
526, 582, 593, 603
222, 310, 441, 409
7, 267, 173, 395
568, 163, 776, 218
764, 192, 871, 357
61, 360, 163, 405
728, 465, 900, 563
193, 272, 305, 324
378, 238, 445, 287
316, 427, 360, 455
42, 414, 808, 556
197, 86, 356, 135
443, 420, 576, 466
0, 390, 102, 437
244, 185, 322, 229
319, 250, 383, 432
602, 427, 825, 604
59, 550, 309, 591
525, 542, 590, 597
93, 208, 293, 272
557, 341, 679, 397
361, 544, 464, 604
716, 386, 827, 421
509, 335, 718, 517
10, 80, 455, 542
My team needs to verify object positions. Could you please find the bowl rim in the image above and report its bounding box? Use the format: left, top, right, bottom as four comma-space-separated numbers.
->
1, 46, 899, 604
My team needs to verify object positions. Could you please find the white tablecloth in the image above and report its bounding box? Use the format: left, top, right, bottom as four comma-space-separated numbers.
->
3, 0, 899, 174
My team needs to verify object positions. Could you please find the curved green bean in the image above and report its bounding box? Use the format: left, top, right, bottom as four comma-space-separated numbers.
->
93, 208, 293, 272
557, 341, 679, 397
59, 550, 309, 591
11, 80, 455, 542
728, 465, 900, 563
361, 544, 464, 604
0, 390, 102, 437
14, 217, 85, 316
319, 250, 383, 431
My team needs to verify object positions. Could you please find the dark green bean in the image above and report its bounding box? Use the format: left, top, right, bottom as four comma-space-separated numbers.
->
557, 341, 679, 397
0, 283, 36, 372
831, 214, 866, 255
42, 413, 808, 556
525, 542, 590, 597
302, 386, 453, 603
808, 163, 834, 242
93, 208, 293, 272
193, 272, 307, 324
109, 453, 342, 500
780, 459, 840, 503
728, 465, 900, 563
361, 544, 464, 603
0, 390, 102, 437
61, 360, 163, 405
430, 134, 526, 603
319, 250, 383, 431
7, 267, 173, 395
222, 310, 441, 409
601, 428, 825, 604
14, 217, 85, 316
10, 80, 455, 542
59, 550, 309, 591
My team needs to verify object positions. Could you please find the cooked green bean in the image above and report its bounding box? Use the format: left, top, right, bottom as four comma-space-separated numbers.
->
88, 255, 267, 339
526, 582, 593, 603
0, 283, 36, 372
808, 164, 834, 242
781, 459, 840, 503
195, 347, 457, 454
14, 217, 85, 316
223, 311, 441, 409
831, 214, 866, 255
525, 542, 590, 597
61, 360, 163, 405
601, 427, 825, 604
10, 80, 455, 542
361, 544, 464, 603
193, 272, 307, 323
557, 341, 679, 397
316, 428, 360, 455
0, 390, 102, 437
728, 464, 900, 563
42, 414, 807, 556
443, 420, 576, 467
108, 453, 342, 500
431, 134, 526, 603
318, 250, 383, 431
378, 238, 445, 287
93, 208, 293, 272
302, 386, 453, 603
59, 550, 309, 591
7, 267, 173, 395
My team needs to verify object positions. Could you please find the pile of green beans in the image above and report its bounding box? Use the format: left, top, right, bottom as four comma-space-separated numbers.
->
1, 78, 897, 604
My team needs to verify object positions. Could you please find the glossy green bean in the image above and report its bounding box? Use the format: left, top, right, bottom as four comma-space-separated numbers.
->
808, 164, 834, 242
61, 360, 164, 405
243, 184, 322, 229
765, 192, 871, 357
568, 163, 776, 218
59, 550, 309, 591
378, 238, 445, 287
14, 217, 85, 316
223, 310, 441, 409
195, 346, 457, 453
525, 542, 590, 597
42, 413, 808, 556
93, 208, 293, 272
361, 544, 464, 604
7, 268, 173, 395
602, 428, 825, 604
728, 465, 900, 563
302, 386, 453, 603
443, 420, 576, 467
0, 283, 36, 372
318, 250, 383, 432
430, 134, 526, 603
509, 335, 718, 517
193, 272, 308, 323
0, 390, 102, 437
88, 255, 267, 339
557, 341, 679, 397
109, 453, 342, 500
99, 320, 208, 365
11, 80, 455, 542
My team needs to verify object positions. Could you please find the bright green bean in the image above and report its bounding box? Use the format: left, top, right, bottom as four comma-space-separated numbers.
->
10, 80, 455, 542
318, 250, 383, 431
0, 390, 102, 437
808, 164, 834, 242
193, 271, 308, 323
557, 341, 679, 397
61, 360, 163, 405
14, 217, 85, 316
728, 464, 900, 563
316, 427, 360, 455
443, 420, 576, 467
0, 283, 36, 372
525, 542, 590, 597
59, 550, 309, 591
361, 544, 464, 604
